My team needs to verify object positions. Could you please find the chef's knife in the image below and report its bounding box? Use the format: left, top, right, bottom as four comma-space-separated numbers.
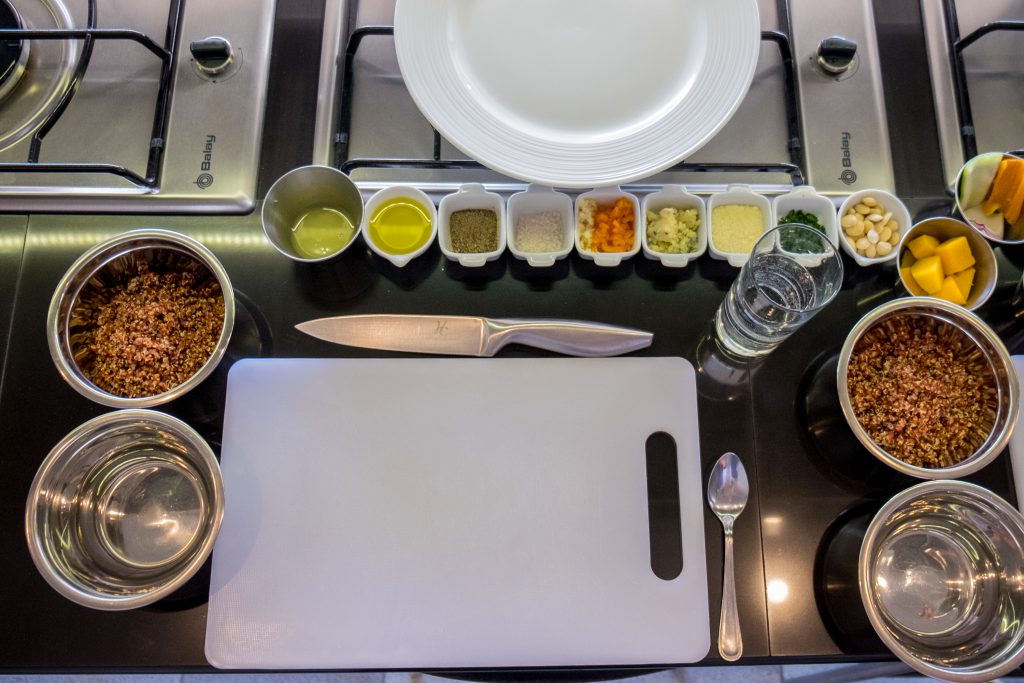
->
295, 314, 652, 357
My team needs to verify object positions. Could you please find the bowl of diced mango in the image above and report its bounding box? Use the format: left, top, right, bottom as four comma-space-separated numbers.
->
897, 217, 997, 311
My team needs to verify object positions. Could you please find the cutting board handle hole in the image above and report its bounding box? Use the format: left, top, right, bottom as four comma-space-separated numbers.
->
645, 432, 683, 581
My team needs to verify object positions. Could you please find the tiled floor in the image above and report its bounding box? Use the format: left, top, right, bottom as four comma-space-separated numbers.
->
0, 664, 941, 683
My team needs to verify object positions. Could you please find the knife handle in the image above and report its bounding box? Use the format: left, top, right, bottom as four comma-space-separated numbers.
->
484, 319, 653, 357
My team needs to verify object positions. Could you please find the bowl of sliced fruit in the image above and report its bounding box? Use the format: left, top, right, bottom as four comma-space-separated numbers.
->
897, 217, 997, 310
955, 151, 1024, 244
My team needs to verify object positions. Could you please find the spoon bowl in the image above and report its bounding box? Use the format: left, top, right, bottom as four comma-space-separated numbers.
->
708, 452, 749, 518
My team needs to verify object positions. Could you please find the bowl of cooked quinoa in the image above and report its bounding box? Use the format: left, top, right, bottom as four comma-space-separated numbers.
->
48, 229, 235, 408
837, 297, 1017, 479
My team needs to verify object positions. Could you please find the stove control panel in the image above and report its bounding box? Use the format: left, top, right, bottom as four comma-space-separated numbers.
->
790, 0, 895, 194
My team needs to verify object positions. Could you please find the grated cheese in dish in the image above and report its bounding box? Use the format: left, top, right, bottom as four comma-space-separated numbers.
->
711, 205, 765, 254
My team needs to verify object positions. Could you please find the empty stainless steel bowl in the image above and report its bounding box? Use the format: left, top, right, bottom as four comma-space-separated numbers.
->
25, 410, 225, 610
837, 297, 1018, 479
47, 228, 235, 408
860, 480, 1024, 682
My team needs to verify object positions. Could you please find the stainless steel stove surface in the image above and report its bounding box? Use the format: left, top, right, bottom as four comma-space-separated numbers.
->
0, 0, 275, 213
314, 0, 896, 197
923, 0, 1024, 186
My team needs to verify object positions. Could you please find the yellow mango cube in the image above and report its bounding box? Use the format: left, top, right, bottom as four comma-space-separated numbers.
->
901, 267, 928, 296
911, 255, 944, 294
935, 236, 975, 274
907, 234, 939, 260
952, 267, 975, 300
936, 276, 967, 305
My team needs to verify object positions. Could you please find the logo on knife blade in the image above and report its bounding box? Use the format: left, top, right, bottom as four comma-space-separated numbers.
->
434, 320, 449, 336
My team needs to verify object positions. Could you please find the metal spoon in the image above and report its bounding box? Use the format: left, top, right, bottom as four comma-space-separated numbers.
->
707, 451, 749, 662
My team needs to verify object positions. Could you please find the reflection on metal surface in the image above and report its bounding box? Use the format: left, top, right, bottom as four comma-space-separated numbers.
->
921, 0, 967, 187
0, 232, 25, 250
26, 231, 269, 249
0, 0, 77, 153
767, 579, 790, 603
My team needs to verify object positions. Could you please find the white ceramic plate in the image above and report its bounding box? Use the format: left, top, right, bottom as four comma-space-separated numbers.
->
394, 0, 761, 188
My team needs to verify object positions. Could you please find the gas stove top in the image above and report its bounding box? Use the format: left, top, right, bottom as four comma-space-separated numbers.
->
313, 0, 1024, 201
0, 0, 275, 213
313, 0, 899, 197
922, 0, 1024, 187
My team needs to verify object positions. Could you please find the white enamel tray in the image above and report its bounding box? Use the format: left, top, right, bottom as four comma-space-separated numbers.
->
394, 0, 761, 188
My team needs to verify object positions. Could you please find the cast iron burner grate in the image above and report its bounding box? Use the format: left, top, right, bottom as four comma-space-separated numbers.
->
943, 0, 1024, 161
332, 23, 808, 186
0, 0, 183, 188
0, 0, 26, 96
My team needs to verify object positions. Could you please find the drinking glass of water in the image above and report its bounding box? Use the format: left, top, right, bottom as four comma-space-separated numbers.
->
715, 224, 843, 357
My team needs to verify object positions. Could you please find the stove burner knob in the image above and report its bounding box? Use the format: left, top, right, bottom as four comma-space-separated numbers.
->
190, 36, 234, 76
816, 36, 857, 75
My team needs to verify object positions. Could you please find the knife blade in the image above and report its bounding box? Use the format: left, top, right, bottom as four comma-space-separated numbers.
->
295, 314, 653, 357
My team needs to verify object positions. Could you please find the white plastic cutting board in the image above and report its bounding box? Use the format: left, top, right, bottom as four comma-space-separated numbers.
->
206, 357, 708, 669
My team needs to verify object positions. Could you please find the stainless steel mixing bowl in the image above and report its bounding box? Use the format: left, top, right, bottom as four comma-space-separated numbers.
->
25, 410, 225, 610
47, 228, 235, 408
860, 480, 1024, 682
837, 297, 1018, 479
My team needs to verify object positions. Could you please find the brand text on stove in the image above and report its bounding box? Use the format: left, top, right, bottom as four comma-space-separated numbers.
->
839, 132, 857, 185
195, 135, 216, 189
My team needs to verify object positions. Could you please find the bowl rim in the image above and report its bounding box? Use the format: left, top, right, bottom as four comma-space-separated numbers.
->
360, 185, 439, 267
24, 409, 225, 611
857, 480, 1024, 682
836, 297, 1018, 479
954, 151, 1024, 245
261, 164, 364, 263
46, 228, 235, 408
895, 216, 998, 311
836, 188, 910, 267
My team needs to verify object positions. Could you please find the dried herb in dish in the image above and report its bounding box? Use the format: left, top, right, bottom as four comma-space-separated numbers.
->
449, 209, 499, 253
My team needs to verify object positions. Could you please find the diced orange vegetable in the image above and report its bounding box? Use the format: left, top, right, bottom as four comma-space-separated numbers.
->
1007, 172, 1024, 225
911, 255, 944, 294
901, 267, 928, 296
934, 236, 975, 274
907, 234, 939, 260
952, 267, 975, 300
589, 197, 636, 252
982, 158, 1024, 220
936, 276, 967, 305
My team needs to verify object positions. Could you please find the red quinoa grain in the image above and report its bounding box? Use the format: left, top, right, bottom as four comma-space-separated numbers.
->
846, 315, 997, 468
76, 264, 225, 398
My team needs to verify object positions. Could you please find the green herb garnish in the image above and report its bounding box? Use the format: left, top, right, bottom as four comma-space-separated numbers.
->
778, 210, 826, 253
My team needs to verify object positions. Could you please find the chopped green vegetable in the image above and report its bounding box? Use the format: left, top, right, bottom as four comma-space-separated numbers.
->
778, 209, 826, 253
